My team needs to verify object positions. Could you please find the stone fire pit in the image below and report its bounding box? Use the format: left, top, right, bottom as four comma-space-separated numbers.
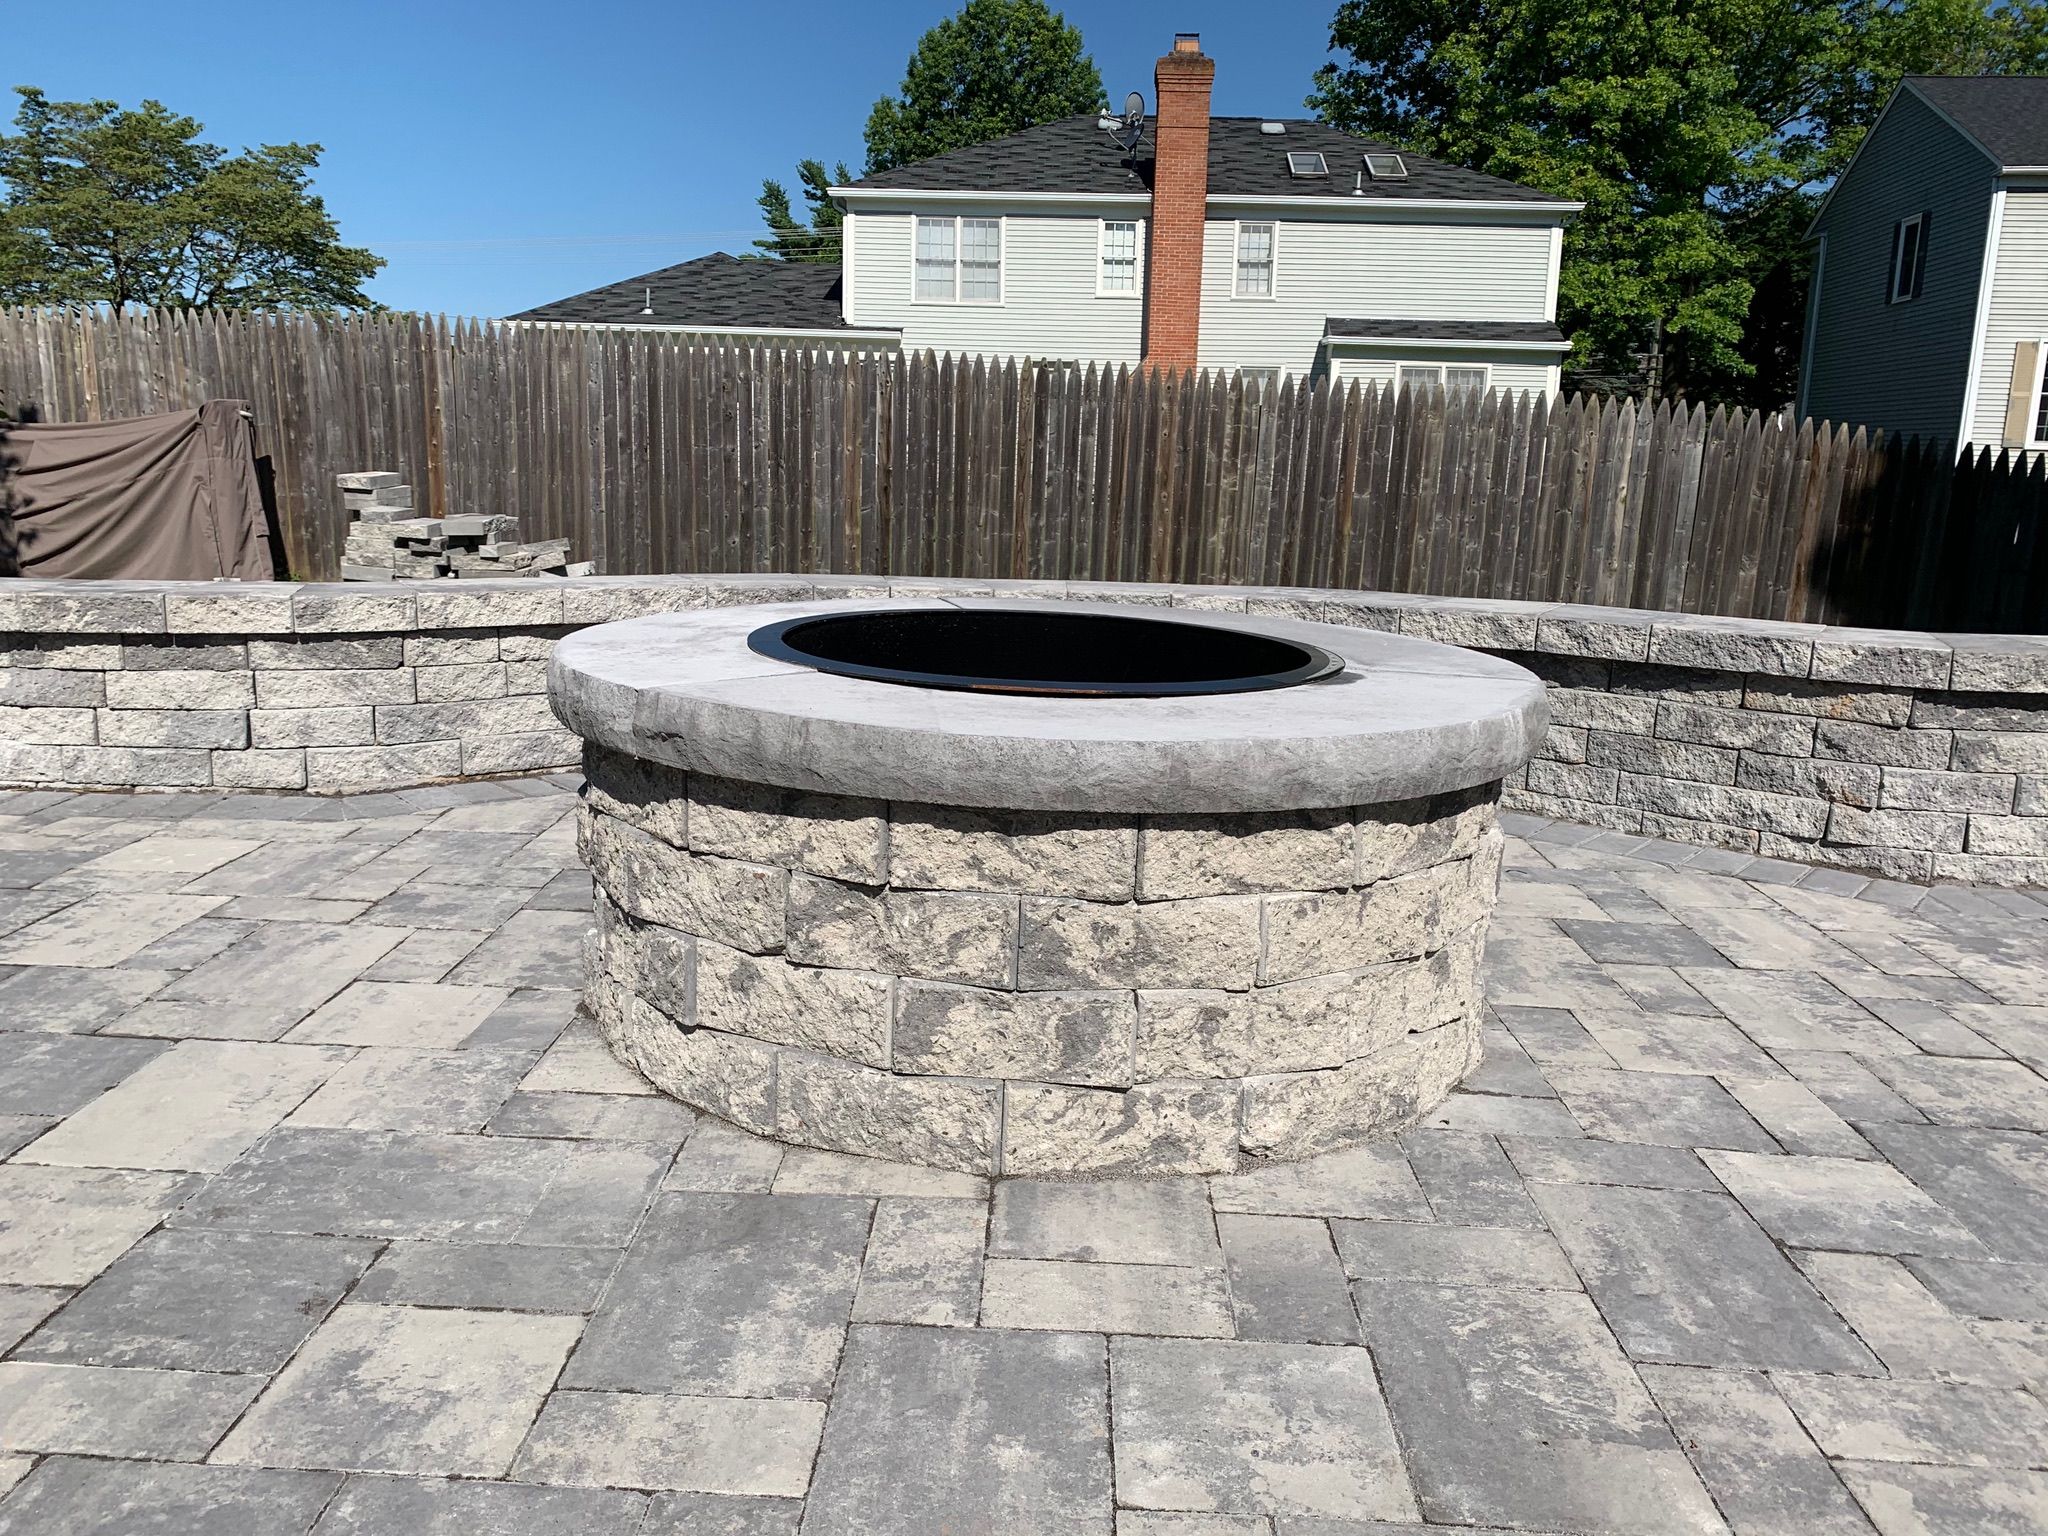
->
548, 599, 1547, 1177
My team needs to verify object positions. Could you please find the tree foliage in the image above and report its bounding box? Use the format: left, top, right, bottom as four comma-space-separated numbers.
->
0, 86, 382, 310
864, 0, 1106, 174
1309, 0, 2048, 406
754, 159, 849, 262
756, 0, 1105, 259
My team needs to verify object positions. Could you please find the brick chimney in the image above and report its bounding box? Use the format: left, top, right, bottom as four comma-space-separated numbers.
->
1143, 33, 1214, 370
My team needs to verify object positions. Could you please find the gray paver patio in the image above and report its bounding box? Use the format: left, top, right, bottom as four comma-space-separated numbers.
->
0, 777, 2044, 1534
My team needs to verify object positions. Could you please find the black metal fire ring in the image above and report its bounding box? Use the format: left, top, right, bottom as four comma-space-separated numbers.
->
746, 607, 1347, 698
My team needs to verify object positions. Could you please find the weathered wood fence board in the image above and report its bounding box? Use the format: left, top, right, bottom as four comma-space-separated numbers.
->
2, 306, 2045, 631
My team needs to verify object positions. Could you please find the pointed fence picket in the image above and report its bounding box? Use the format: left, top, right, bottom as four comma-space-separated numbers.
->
1, 306, 2044, 630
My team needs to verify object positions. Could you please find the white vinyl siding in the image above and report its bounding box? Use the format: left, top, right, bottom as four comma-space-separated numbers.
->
846, 208, 1147, 362
1968, 188, 2048, 447
1801, 89, 1998, 441
845, 203, 1564, 377
1198, 215, 1560, 376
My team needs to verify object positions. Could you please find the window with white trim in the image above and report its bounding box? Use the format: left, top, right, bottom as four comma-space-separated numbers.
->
915, 218, 955, 300
1888, 212, 1929, 304
960, 217, 1001, 301
1099, 220, 1139, 293
1397, 363, 1491, 396
1235, 222, 1275, 297
914, 215, 1002, 303
2000, 340, 2048, 448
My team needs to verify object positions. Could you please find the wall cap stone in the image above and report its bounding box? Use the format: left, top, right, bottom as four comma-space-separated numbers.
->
0, 573, 2040, 692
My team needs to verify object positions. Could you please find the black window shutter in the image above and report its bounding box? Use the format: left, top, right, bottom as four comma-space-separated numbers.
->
1913, 211, 1931, 298
1887, 219, 1903, 302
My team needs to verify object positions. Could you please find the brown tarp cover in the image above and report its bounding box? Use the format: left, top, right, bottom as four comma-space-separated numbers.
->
0, 400, 272, 580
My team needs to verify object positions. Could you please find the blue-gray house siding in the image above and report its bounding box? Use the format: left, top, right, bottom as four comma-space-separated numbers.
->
1801, 90, 2000, 442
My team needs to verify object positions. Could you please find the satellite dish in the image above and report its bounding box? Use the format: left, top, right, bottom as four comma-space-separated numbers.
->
1110, 92, 1146, 159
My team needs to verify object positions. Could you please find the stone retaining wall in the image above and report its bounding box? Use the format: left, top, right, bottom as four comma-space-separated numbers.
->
4, 575, 2044, 885
579, 745, 1498, 1177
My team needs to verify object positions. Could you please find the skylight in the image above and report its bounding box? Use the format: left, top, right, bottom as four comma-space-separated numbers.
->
1365, 153, 1409, 180
1287, 152, 1329, 178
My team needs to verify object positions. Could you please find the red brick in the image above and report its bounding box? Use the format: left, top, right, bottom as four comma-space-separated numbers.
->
1144, 38, 1213, 370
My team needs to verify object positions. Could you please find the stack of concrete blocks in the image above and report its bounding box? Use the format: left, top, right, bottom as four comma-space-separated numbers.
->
337, 471, 586, 581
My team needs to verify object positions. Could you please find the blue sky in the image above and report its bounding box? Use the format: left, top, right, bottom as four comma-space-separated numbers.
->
9, 1, 1345, 318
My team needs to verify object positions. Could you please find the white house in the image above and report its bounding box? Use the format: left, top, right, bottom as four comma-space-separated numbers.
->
1801, 75, 2048, 450
516, 36, 1580, 393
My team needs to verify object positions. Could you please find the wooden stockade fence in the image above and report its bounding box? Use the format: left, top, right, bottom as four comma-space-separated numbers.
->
2, 306, 2044, 631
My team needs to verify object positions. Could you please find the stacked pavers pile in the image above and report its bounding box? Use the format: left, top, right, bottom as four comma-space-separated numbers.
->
577, 744, 1503, 1178
338, 472, 578, 581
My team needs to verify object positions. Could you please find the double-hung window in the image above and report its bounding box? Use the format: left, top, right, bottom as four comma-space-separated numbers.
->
914, 218, 956, 300
1888, 213, 1929, 303
914, 215, 1002, 302
1397, 363, 1491, 396
960, 217, 1001, 301
1099, 220, 1139, 293
1235, 222, 1275, 298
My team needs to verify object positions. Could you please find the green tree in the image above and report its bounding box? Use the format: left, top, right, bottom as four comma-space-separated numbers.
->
754, 159, 849, 262
755, 1, 1105, 257
1308, 0, 2047, 407
863, 0, 1106, 174
0, 86, 383, 309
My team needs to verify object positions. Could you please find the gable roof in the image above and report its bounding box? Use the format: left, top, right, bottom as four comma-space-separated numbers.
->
508, 253, 859, 330
841, 116, 1570, 206
1907, 75, 2048, 169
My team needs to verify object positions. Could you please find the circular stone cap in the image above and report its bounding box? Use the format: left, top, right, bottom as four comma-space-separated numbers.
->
547, 598, 1549, 814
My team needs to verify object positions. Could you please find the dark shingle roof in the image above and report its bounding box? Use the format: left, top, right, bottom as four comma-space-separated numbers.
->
1907, 76, 2048, 168
845, 117, 1568, 205
509, 254, 857, 329
1325, 318, 1568, 344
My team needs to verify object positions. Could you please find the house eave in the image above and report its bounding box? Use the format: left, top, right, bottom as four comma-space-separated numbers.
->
831, 187, 1149, 208
1900, 79, 2013, 172
508, 320, 901, 344
832, 187, 1578, 219
1808, 81, 2004, 239
1206, 195, 1579, 218
1322, 336, 1571, 354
